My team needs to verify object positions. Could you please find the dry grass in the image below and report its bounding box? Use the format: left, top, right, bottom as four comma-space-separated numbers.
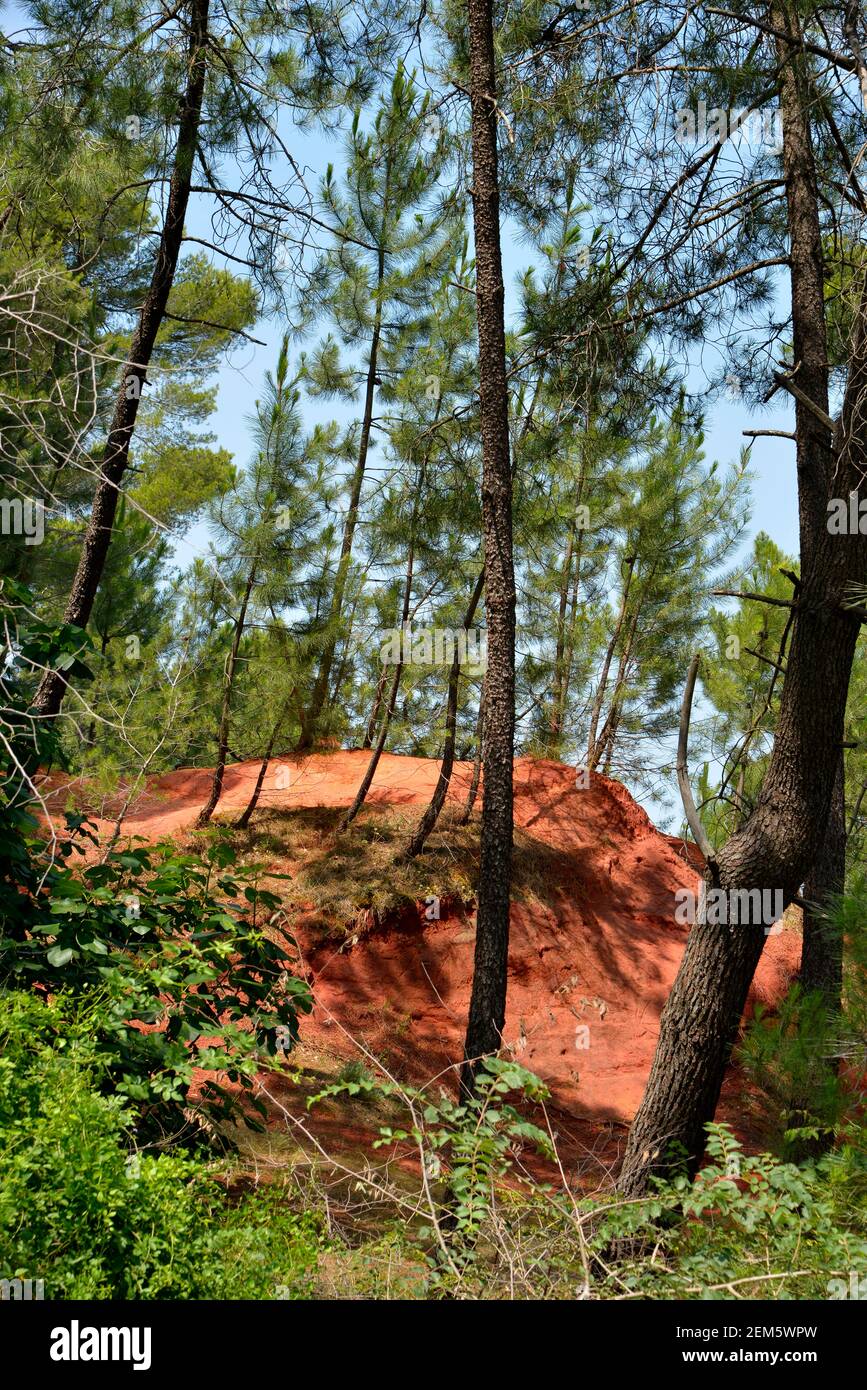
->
192, 802, 574, 937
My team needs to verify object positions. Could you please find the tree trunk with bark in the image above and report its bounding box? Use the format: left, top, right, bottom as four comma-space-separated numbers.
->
298, 236, 388, 750
195, 561, 257, 828
460, 0, 516, 1097
618, 5, 861, 1194
800, 755, 846, 1006
340, 515, 418, 830
586, 554, 635, 769
550, 455, 588, 746
458, 684, 485, 825
619, 277, 867, 1193
362, 667, 389, 749
35, 0, 211, 719
404, 569, 485, 858
233, 692, 294, 830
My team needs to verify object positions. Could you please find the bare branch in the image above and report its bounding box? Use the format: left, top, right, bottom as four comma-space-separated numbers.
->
676, 654, 714, 862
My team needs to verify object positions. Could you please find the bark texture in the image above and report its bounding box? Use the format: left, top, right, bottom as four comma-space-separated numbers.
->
619, 9, 867, 1191
460, 0, 516, 1096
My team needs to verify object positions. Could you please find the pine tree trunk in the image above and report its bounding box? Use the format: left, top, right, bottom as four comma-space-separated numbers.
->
592, 606, 640, 772
772, 1, 833, 571
234, 693, 294, 830
362, 667, 389, 749
340, 522, 417, 830
298, 235, 389, 750
587, 554, 635, 769
557, 556, 584, 742
550, 522, 576, 744
458, 685, 485, 825
619, 282, 867, 1195
800, 754, 846, 1007
195, 561, 257, 829
404, 569, 485, 859
460, 0, 516, 1096
35, 0, 210, 719
550, 463, 586, 747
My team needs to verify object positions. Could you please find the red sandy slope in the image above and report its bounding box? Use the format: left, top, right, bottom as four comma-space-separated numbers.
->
63, 751, 798, 1130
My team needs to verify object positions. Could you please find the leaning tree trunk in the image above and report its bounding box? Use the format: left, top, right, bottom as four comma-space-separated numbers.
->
591, 604, 640, 774
234, 692, 294, 830
619, 5, 855, 1194
339, 665, 402, 830
586, 554, 635, 769
404, 569, 485, 859
550, 467, 586, 748
339, 515, 418, 830
195, 561, 257, 828
460, 0, 517, 1097
35, 0, 210, 719
619, 280, 867, 1195
458, 684, 485, 825
362, 667, 389, 749
297, 229, 389, 750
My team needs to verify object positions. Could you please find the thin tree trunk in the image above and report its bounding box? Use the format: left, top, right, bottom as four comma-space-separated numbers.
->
298, 223, 389, 749
35, 0, 210, 719
772, 2, 834, 571
340, 664, 402, 831
619, 10, 849, 1193
233, 692, 294, 830
586, 554, 635, 768
557, 551, 584, 740
592, 605, 640, 772
339, 518, 417, 830
195, 560, 257, 828
550, 463, 586, 746
460, 0, 516, 1097
458, 685, 485, 825
362, 666, 389, 749
404, 569, 486, 859
550, 523, 576, 743
327, 581, 365, 715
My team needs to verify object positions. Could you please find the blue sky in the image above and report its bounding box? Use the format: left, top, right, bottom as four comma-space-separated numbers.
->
3, 1, 804, 823
189, 111, 802, 575
0, 0, 801, 567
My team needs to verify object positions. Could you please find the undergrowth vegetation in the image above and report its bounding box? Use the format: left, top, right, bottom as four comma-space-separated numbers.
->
2, 591, 866, 1301
202, 803, 571, 934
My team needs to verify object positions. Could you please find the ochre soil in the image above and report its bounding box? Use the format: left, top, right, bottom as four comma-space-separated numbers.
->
40, 751, 799, 1174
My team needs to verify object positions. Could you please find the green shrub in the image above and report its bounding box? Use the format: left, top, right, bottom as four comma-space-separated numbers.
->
739, 877, 867, 1158
0, 991, 321, 1299
588, 1123, 867, 1300
0, 581, 312, 1136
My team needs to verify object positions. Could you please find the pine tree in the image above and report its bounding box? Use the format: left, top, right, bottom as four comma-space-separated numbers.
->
294, 67, 456, 747
195, 339, 325, 825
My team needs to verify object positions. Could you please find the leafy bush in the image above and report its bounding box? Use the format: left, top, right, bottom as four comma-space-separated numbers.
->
313, 1056, 554, 1268
739, 878, 867, 1157
3, 830, 312, 1132
311, 1055, 867, 1299
0, 580, 311, 1134
0, 991, 321, 1299
588, 1124, 867, 1300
